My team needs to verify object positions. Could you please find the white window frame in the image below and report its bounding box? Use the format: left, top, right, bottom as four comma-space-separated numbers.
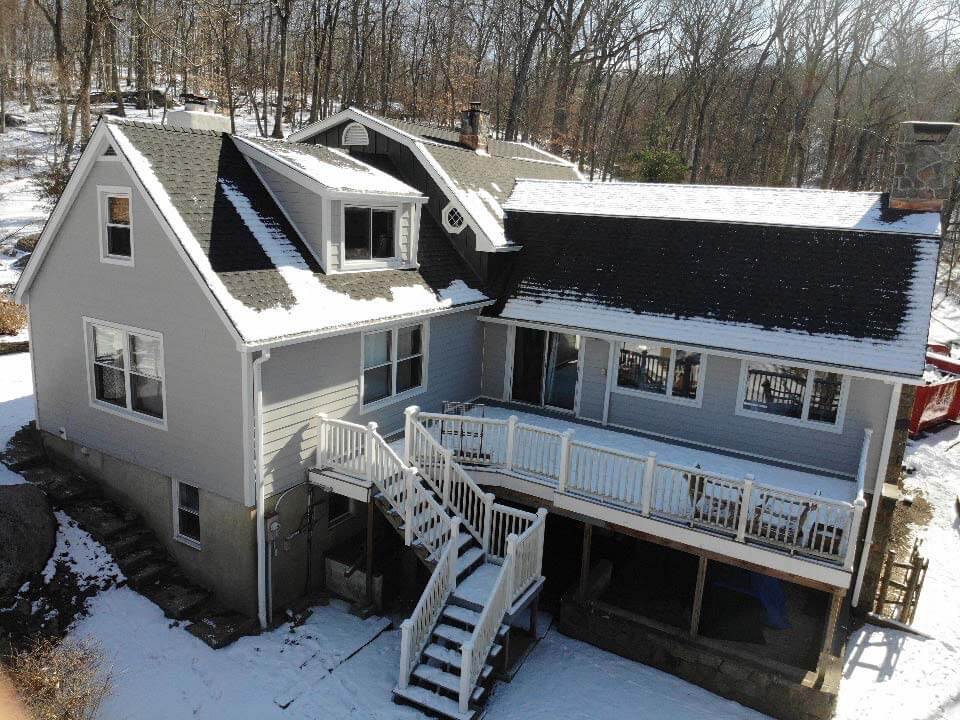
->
83, 317, 168, 430
442, 201, 466, 234
360, 321, 429, 411
172, 479, 201, 549
341, 205, 401, 269
97, 186, 134, 266
612, 341, 707, 408
735, 359, 850, 433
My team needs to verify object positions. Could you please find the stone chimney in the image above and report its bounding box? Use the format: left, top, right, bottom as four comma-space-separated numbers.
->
890, 121, 960, 212
459, 101, 490, 153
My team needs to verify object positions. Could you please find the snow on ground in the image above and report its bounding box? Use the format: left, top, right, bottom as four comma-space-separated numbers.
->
0, 352, 33, 485
836, 426, 960, 720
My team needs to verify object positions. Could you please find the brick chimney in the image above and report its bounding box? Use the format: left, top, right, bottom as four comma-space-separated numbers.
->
890, 121, 960, 212
459, 101, 490, 153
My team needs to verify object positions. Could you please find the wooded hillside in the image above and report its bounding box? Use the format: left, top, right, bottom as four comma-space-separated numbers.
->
0, 0, 958, 187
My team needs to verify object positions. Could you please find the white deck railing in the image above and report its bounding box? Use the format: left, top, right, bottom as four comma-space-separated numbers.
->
315, 412, 546, 709
415, 410, 872, 569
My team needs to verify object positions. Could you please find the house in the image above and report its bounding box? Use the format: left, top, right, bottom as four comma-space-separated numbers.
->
14, 105, 957, 720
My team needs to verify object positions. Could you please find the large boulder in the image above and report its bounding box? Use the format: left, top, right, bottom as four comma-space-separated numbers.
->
0, 484, 56, 601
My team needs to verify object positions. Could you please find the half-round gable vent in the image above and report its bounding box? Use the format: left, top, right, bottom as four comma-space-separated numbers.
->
342, 122, 370, 146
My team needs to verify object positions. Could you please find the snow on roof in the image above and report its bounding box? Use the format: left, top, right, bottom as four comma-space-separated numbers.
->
108, 123, 487, 344
505, 180, 943, 236
237, 136, 420, 196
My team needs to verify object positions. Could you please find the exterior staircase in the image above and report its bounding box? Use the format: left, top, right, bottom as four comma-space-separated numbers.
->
312, 408, 547, 720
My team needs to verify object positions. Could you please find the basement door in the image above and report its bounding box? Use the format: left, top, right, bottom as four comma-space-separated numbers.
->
511, 327, 581, 412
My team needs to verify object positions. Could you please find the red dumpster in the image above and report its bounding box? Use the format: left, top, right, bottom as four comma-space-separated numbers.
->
909, 346, 960, 436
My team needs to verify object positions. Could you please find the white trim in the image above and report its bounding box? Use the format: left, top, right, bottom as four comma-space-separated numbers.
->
734, 360, 850, 434
602, 340, 616, 426
441, 200, 467, 234
341, 204, 403, 270
359, 319, 430, 411
503, 324, 516, 401
852, 382, 902, 607
573, 339, 585, 417
612, 340, 707, 408
241, 351, 254, 507
83, 316, 168, 430
172, 478, 202, 549
27, 302, 40, 428
479, 315, 922, 384
97, 186, 134, 266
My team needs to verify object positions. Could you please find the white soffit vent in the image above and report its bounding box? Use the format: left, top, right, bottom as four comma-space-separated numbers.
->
442, 201, 466, 234
342, 122, 370, 147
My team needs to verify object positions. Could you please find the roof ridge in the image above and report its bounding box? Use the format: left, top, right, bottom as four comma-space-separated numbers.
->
102, 115, 225, 137
510, 177, 884, 197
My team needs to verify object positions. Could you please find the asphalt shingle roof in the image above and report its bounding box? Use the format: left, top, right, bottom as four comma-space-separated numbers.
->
104, 119, 486, 343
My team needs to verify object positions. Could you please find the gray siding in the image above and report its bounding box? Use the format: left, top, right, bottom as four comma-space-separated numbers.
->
250, 159, 324, 263
606, 352, 890, 478
480, 323, 891, 480
481, 323, 508, 399
261, 309, 484, 494
27, 160, 247, 503
578, 337, 608, 422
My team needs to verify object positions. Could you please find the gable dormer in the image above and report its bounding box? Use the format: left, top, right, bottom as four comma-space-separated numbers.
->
232, 135, 426, 274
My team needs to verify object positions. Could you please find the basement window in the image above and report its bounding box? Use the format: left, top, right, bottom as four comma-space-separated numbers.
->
362, 322, 427, 407
174, 480, 201, 548
86, 319, 166, 427
737, 360, 847, 430
615, 341, 704, 405
99, 187, 133, 264
344, 207, 395, 262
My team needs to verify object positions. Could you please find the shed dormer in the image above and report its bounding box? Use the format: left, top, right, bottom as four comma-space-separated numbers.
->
233, 136, 426, 273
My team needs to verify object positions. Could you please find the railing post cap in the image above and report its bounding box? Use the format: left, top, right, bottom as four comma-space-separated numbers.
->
404, 405, 420, 417
367, 421, 378, 431
318, 412, 329, 420
562, 429, 575, 439
537, 507, 548, 518
451, 516, 461, 529
744, 473, 755, 482
854, 496, 867, 508
400, 618, 412, 629
485, 492, 496, 501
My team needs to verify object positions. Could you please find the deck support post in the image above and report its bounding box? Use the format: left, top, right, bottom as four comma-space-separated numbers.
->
817, 590, 845, 679
578, 522, 593, 600
689, 555, 708, 637
736, 475, 754, 542
365, 496, 375, 609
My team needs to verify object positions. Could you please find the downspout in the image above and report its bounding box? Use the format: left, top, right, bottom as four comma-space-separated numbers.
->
252, 348, 272, 629
852, 382, 902, 608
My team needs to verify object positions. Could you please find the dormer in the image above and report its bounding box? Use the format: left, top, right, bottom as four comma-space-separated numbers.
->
232, 135, 426, 274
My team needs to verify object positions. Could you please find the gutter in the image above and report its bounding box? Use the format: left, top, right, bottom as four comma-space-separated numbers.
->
852, 382, 902, 607
252, 349, 272, 629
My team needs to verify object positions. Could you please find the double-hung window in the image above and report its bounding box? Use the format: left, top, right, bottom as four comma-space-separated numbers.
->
86, 319, 165, 425
344, 207, 395, 262
99, 188, 132, 262
738, 360, 846, 430
362, 323, 425, 405
616, 341, 704, 404
174, 480, 201, 548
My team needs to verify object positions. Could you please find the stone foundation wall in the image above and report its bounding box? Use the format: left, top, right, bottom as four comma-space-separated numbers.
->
41, 431, 258, 617
559, 596, 839, 720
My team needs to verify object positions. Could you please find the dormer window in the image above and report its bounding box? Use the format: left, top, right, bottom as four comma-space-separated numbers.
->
344, 207, 395, 262
99, 187, 133, 265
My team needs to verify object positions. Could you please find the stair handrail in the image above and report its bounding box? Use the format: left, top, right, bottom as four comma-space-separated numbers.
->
458, 535, 518, 713
398, 519, 461, 691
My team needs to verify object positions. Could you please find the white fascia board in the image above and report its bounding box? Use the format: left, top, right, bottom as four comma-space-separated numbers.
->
479, 315, 924, 384
15, 122, 112, 303
232, 135, 425, 202
285, 108, 512, 254
242, 299, 495, 351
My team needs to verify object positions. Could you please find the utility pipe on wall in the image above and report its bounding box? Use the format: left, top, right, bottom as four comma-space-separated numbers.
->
252, 348, 272, 629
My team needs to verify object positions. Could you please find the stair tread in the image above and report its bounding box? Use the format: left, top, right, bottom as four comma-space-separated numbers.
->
393, 685, 474, 720
456, 547, 484, 575
424, 642, 501, 671
411, 664, 487, 703
442, 605, 481, 627
452, 563, 501, 608
433, 623, 472, 646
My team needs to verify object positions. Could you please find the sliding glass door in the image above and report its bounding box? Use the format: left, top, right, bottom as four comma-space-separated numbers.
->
511, 327, 580, 412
